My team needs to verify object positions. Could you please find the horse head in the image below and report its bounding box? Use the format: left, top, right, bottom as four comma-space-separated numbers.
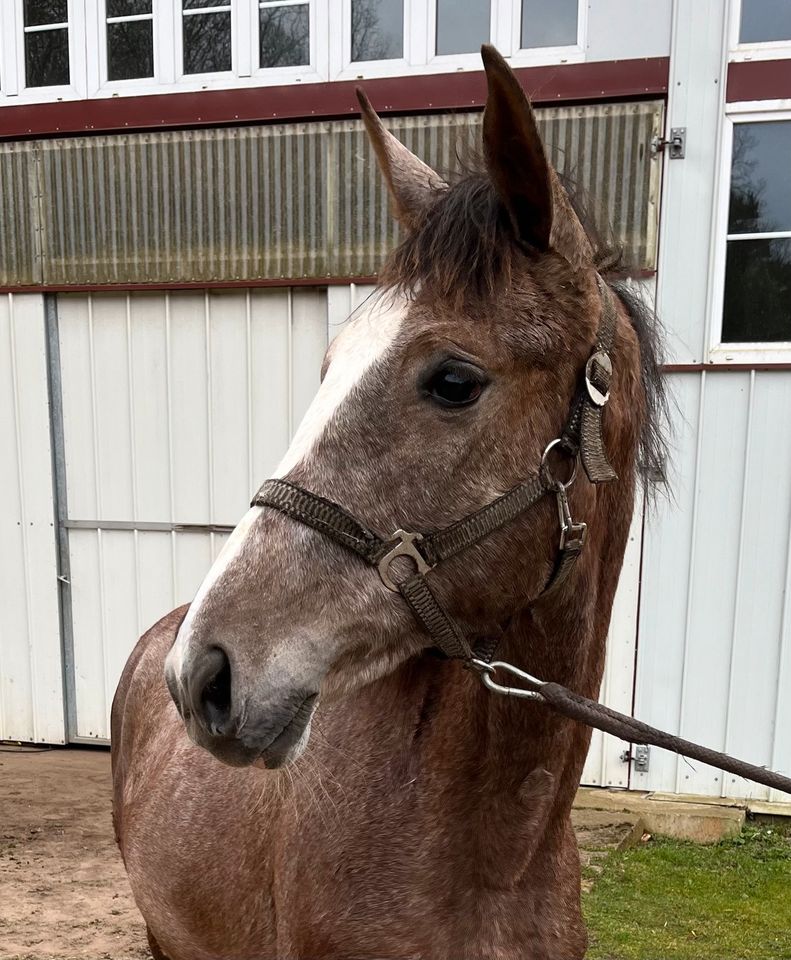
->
164, 46, 660, 769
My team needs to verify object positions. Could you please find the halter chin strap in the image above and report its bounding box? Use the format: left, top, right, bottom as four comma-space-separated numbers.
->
252, 277, 618, 663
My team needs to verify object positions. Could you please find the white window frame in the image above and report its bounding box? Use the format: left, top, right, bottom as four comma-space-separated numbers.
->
508, 0, 585, 67
175, 1, 237, 84
708, 105, 791, 364
331, 0, 415, 80
0, 0, 589, 104
248, 0, 327, 85
728, 0, 791, 63
0, 0, 88, 104
86, 0, 159, 96
331, 0, 584, 81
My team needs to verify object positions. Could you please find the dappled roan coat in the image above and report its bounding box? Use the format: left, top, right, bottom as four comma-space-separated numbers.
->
112, 45, 665, 960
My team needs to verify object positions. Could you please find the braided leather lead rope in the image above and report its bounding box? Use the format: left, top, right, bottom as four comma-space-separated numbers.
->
476, 661, 791, 796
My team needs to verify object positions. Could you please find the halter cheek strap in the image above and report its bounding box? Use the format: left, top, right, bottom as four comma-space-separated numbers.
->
251, 277, 618, 663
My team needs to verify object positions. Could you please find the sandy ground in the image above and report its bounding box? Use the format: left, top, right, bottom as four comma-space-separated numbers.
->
0, 747, 147, 960
0, 746, 638, 960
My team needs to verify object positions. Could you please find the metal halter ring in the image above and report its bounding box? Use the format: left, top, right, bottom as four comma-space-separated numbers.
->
540, 438, 578, 491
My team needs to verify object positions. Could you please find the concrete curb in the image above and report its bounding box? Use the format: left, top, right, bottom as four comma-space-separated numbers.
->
575, 788, 745, 843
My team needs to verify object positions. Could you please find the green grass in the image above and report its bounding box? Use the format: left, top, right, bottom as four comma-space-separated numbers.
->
583, 823, 791, 959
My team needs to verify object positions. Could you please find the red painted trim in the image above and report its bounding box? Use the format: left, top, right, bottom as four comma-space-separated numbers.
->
663, 362, 791, 372
0, 58, 669, 141
0, 277, 378, 294
727, 59, 791, 103
0, 271, 663, 294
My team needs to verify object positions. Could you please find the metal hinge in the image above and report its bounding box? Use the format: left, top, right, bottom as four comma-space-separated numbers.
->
651, 127, 686, 159
620, 744, 650, 772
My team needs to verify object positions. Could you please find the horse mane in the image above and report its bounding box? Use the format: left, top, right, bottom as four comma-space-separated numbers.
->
379, 164, 669, 492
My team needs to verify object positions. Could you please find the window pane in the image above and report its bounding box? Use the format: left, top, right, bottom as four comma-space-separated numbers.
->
728, 122, 791, 234
107, 0, 152, 15
521, 0, 577, 48
24, 0, 68, 27
108, 19, 154, 80
25, 28, 70, 86
183, 11, 232, 74
351, 0, 403, 61
436, 0, 489, 54
260, 5, 309, 68
740, 0, 791, 43
723, 238, 791, 342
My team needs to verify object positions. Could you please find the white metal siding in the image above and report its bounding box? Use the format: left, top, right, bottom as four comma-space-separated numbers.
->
656, 0, 728, 363
0, 294, 64, 743
586, 0, 672, 61
635, 371, 791, 802
58, 289, 327, 739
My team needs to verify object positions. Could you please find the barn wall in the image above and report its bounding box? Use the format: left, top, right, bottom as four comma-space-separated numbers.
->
635, 369, 791, 803
56, 288, 327, 740
0, 294, 64, 744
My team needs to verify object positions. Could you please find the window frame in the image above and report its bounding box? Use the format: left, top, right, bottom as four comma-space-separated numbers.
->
508, 0, 585, 67
331, 0, 584, 80
248, 0, 326, 84
728, 0, 791, 63
88, 0, 159, 93
0, 0, 88, 103
1, 0, 590, 104
708, 106, 791, 363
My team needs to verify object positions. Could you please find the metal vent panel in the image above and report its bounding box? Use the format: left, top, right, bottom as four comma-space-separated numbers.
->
0, 102, 662, 286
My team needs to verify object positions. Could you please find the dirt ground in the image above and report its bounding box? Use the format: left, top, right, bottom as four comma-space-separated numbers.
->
0, 746, 147, 960
0, 746, 637, 960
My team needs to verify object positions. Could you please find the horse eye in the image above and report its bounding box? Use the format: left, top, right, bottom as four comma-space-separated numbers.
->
424, 361, 486, 408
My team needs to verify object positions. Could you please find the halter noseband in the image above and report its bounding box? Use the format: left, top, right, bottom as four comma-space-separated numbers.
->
252, 276, 618, 664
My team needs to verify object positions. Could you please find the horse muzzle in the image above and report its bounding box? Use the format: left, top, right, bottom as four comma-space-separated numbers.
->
164, 640, 318, 769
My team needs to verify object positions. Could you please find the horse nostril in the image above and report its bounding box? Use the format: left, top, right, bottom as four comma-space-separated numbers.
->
199, 647, 234, 737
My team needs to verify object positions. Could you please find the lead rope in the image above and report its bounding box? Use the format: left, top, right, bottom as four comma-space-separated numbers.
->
472, 659, 791, 796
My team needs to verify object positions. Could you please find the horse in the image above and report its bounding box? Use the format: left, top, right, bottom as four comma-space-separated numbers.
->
111, 45, 666, 960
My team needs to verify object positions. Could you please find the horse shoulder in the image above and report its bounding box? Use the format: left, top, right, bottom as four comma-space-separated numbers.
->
111, 605, 188, 849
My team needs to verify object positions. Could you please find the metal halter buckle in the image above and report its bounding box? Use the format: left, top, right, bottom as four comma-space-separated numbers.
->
585, 351, 612, 407
378, 530, 433, 592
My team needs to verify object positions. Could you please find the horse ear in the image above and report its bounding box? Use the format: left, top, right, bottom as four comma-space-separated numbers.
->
356, 88, 447, 229
481, 45, 592, 268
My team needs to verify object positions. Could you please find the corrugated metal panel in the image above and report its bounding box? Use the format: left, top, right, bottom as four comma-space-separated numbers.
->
58, 288, 327, 739
0, 293, 64, 743
2, 102, 662, 287
635, 370, 791, 802
0, 143, 42, 286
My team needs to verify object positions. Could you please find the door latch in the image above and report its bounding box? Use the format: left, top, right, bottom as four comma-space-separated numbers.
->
620, 744, 650, 772
651, 127, 686, 159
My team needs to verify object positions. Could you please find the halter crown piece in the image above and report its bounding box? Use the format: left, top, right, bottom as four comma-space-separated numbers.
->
252, 276, 617, 664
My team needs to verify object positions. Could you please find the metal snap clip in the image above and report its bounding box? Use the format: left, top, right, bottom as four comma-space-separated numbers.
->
378, 530, 433, 592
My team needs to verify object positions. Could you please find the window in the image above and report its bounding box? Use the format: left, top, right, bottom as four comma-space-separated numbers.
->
23, 0, 70, 87
520, 0, 577, 49
259, 0, 310, 68
182, 0, 232, 74
722, 120, 791, 343
106, 0, 154, 81
435, 0, 490, 56
739, 0, 791, 44
351, 0, 403, 61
